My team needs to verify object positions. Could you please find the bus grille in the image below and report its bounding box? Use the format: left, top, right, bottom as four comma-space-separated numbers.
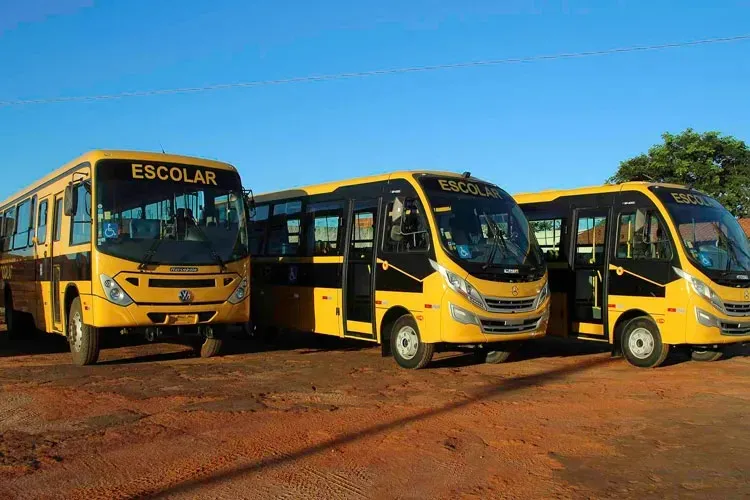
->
149, 279, 216, 288
724, 302, 750, 316
720, 321, 750, 336
484, 297, 536, 313
480, 316, 542, 334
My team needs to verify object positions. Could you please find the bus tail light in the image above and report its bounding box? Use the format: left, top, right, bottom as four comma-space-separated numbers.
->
99, 274, 133, 307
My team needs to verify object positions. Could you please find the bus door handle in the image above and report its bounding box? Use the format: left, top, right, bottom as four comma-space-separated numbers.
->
597, 270, 603, 282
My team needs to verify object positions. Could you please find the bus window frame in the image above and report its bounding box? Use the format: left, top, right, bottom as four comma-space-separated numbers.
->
613, 209, 675, 263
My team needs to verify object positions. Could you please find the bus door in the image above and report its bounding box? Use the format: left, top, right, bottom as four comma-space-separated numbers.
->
571, 208, 610, 338
50, 194, 64, 333
34, 196, 51, 329
342, 199, 380, 339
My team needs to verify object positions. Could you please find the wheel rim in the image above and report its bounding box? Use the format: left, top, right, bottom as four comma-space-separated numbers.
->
69, 311, 84, 352
628, 327, 655, 359
395, 326, 420, 361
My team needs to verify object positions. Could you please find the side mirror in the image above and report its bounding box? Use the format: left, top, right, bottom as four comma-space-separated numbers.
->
635, 208, 650, 243
64, 184, 77, 216
243, 188, 256, 217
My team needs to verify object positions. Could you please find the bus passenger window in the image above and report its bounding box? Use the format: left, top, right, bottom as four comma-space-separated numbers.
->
530, 218, 565, 262
268, 200, 302, 256
12, 198, 32, 250
248, 204, 269, 256
617, 212, 672, 261
70, 184, 92, 246
37, 200, 49, 245
53, 199, 63, 242
306, 201, 343, 256
383, 198, 429, 252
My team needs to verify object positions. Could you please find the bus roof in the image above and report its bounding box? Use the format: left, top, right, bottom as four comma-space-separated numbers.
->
253, 170, 495, 201
513, 181, 695, 203
0, 150, 237, 209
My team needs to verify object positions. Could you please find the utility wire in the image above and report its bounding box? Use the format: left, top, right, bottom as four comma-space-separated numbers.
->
1, 34, 749, 108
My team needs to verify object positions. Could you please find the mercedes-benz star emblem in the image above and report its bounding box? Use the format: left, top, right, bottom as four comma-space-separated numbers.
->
511, 285, 519, 297
178, 290, 193, 303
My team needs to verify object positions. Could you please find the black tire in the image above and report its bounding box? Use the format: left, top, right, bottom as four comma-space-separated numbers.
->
621, 317, 670, 368
67, 297, 100, 366
691, 348, 723, 362
390, 314, 434, 369
195, 337, 223, 358
474, 347, 514, 364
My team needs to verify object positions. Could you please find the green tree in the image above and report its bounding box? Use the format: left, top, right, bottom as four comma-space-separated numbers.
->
608, 129, 750, 217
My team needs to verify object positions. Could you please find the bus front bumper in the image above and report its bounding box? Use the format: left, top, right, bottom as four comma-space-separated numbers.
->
90, 295, 250, 330
440, 302, 549, 345
688, 307, 750, 345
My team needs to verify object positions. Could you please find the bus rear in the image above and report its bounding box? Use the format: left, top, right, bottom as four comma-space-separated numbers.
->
75, 152, 250, 364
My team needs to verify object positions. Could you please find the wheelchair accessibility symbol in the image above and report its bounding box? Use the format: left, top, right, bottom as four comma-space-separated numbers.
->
103, 222, 119, 239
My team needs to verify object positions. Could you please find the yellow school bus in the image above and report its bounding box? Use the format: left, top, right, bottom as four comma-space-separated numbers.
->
515, 182, 750, 367
0, 150, 251, 365
249, 171, 550, 369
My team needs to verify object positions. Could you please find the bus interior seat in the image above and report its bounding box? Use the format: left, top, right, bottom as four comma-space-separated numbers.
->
130, 219, 161, 240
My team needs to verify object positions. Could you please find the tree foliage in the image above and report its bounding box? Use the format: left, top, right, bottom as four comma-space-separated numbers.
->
608, 129, 750, 217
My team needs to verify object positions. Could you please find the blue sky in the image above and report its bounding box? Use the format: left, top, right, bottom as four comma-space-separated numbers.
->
1, 0, 749, 201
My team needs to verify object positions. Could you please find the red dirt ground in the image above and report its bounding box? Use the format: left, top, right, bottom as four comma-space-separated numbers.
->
1, 324, 749, 499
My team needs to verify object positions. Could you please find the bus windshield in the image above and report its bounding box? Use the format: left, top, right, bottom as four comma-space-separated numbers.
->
419, 176, 545, 274
95, 160, 248, 266
654, 188, 750, 275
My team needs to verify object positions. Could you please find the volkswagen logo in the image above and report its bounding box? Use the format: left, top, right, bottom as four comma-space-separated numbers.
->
511, 285, 519, 297
178, 290, 193, 303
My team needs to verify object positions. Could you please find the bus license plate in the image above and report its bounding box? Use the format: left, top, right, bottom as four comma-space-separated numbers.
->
169, 314, 197, 325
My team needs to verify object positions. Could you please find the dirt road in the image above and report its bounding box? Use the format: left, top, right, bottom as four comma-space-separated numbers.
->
1, 326, 749, 499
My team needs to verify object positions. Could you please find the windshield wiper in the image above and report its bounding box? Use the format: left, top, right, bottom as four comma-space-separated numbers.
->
712, 222, 750, 273
187, 221, 228, 272
138, 238, 162, 270
481, 213, 508, 270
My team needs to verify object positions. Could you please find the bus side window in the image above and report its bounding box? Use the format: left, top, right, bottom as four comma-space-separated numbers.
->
53, 199, 63, 242
530, 218, 565, 262
268, 200, 302, 256
383, 197, 429, 253
37, 200, 49, 245
0, 211, 5, 251
70, 184, 92, 246
617, 212, 673, 261
12, 198, 32, 250
248, 204, 269, 256
306, 201, 344, 256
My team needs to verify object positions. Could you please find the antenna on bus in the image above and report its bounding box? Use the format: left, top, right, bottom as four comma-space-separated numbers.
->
462, 171, 471, 178
159, 142, 166, 154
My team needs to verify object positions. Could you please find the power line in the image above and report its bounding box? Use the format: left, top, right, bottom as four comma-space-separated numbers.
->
2, 34, 749, 108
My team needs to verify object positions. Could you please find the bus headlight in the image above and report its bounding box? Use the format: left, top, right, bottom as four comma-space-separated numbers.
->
674, 267, 724, 312
228, 277, 249, 304
450, 303, 480, 325
534, 281, 549, 309
99, 274, 133, 307
430, 260, 486, 310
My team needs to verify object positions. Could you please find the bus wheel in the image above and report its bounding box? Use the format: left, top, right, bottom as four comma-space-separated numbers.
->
474, 348, 514, 364
195, 337, 223, 358
390, 314, 434, 369
622, 317, 670, 368
691, 348, 723, 362
67, 297, 100, 366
